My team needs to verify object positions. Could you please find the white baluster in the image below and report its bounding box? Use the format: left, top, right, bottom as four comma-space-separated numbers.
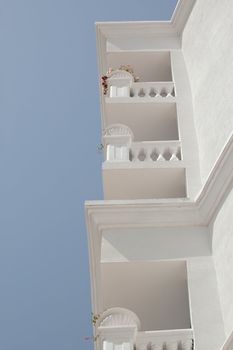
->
116, 86, 130, 97
132, 148, 140, 162
120, 146, 130, 161
166, 341, 178, 350
103, 340, 114, 350
133, 88, 140, 98
106, 144, 115, 161
109, 86, 117, 98
155, 89, 161, 98
145, 147, 152, 162
144, 87, 150, 98
122, 342, 131, 350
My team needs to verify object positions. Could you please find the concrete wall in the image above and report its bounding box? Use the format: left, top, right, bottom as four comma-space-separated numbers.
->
182, 0, 233, 184
101, 261, 191, 331
187, 257, 225, 350
213, 186, 233, 337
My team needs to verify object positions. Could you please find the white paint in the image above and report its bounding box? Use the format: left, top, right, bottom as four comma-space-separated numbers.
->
102, 167, 186, 200
101, 261, 191, 331
187, 257, 225, 350
88, 3, 233, 350
137, 329, 193, 350
107, 52, 172, 82
110, 86, 130, 98
171, 50, 201, 199
101, 227, 210, 262
213, 186, 233, 337
182, 0, 233, 185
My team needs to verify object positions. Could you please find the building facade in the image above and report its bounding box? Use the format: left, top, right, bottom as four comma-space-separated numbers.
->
85, 1, 233, 350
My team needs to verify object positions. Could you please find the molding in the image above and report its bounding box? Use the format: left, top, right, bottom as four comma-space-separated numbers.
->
95, 0, 196, 38
85, 133, 233, 314
98, 307, 141, 330
171, 0, 196, 35
86, 132, 233, 228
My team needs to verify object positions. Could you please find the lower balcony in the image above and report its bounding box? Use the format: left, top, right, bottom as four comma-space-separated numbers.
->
97, 307, 193, 350
102, 141, 186, 200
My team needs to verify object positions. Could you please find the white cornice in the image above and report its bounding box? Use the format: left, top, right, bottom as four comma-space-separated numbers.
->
95, 0, 196, 39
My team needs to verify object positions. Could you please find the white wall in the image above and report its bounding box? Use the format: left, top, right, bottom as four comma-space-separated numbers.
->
187, 257, 225, 350
101, 226, 210, 262
213, 186, 233, 338
182, 0, 233, 184
101, 260, 191, 331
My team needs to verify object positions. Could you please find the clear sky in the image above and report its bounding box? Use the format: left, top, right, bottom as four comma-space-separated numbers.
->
0, 1, 177, 349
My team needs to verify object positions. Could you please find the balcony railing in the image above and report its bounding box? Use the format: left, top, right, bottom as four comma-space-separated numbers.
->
130, 82, 175, 99
136, 329, 194, 350
130, 141, 181, 162
105, 141, 182, 163
108, 82, 175, 100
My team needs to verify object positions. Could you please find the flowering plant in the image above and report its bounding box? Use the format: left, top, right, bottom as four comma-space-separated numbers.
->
84, 313, 101, 343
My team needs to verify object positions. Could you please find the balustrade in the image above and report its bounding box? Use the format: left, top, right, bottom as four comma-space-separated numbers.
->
130, 82, 175, 99
136, 330, 193, 350
108, 82, 175, 99
129, 142, 181, 163
105, 142, 181, 164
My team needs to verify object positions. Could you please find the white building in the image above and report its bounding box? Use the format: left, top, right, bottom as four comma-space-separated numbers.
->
85, 1, 233, 350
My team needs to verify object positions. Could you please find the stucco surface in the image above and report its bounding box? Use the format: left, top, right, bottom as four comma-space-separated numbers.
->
213, 186, 233, 337
182, 0, 233, 184
187, 257, 225, 350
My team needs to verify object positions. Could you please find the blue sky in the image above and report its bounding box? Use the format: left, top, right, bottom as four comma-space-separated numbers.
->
0, 1, 177, 349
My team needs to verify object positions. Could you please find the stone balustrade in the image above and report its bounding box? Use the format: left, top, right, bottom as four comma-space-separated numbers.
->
108, 82, 175, 99
105, 141, 182, 163
129, 141, 181, 162
136, 329, 193, 350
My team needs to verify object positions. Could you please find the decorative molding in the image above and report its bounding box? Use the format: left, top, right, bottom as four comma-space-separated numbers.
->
103, 124, 134, 138
95, 0, 196, 38
137, 329, 193, 350
98, 307, 141, 330
85, 133, 233, 314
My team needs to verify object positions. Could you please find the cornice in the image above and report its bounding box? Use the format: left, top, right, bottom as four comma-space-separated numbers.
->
95, 0, 196, 39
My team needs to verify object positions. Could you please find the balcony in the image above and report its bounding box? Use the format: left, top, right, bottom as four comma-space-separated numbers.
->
102, 125, 186, 200
104, 69, 175, 104
97, 305, 193, 350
